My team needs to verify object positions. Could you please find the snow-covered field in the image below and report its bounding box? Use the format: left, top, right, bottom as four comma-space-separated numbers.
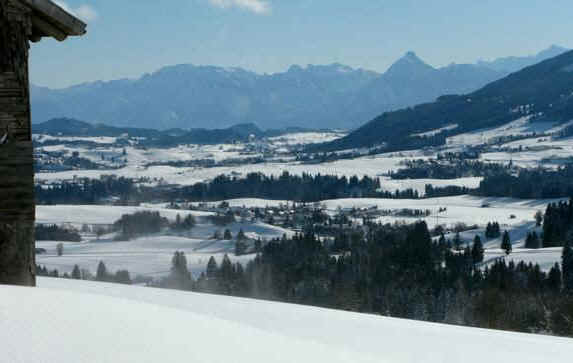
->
318, 195, 554, 228
36, 235, 253, 278
484, 247, 563, 271
1, 277, 572, 363
447, 116, 550, 147
267, 131, 347, 146
34, 196, 567, 276
33, 117, 573, 188
36, 204, 214, 226
35, 152, 411, 186
35, 204, 294, 278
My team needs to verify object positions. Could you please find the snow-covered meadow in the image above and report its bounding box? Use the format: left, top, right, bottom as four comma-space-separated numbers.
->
35, 204, 294, 278
35, 195, 567, 276
2, 277, 572, 363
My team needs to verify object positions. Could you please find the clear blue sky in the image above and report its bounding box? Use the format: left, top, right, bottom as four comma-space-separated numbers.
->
30, 0, 573, 88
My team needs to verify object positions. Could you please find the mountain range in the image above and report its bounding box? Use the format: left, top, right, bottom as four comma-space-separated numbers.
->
31, 45, 568, 130
319, 48, 573, 151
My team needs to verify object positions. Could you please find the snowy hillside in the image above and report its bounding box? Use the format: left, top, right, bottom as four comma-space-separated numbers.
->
2, 278, 572, 363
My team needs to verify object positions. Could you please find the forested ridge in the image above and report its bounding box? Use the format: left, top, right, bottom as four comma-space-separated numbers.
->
320, 49, 573, 152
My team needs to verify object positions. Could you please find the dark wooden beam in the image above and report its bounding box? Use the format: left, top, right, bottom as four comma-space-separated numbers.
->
21, 0, 86, 37
31, 14, 68, 41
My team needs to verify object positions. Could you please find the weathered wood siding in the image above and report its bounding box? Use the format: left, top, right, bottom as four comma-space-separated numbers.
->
0, 0, 36, 286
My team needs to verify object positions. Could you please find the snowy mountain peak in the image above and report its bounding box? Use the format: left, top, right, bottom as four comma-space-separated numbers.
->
537, 44, 568, 59
404, 50, 419, 60
385, 51, 435, 78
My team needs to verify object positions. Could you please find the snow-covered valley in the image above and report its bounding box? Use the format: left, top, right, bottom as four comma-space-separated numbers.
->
36, 195, 566, 277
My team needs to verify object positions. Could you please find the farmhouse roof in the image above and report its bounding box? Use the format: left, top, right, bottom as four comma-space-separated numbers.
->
19, 0, 87, 41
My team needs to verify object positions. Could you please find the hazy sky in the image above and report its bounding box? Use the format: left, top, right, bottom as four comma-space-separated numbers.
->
30, 0, 573, 88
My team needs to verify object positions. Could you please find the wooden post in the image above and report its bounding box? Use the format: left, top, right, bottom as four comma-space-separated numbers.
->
0, 0, 36, 286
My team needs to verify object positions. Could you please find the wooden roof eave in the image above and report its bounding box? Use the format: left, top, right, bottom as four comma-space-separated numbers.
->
20, 0, 86, 42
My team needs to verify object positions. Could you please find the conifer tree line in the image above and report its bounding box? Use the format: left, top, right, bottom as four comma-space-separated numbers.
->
36, 262, 132, 285
113, 211, 196, 241
477, 165, 573, 199
542, 199, 573, 247
391, 159, 509, 180
485, 222, 501, 239
36, 172, 430, 205
159, 222, 573, 337
35, 224, 81, 242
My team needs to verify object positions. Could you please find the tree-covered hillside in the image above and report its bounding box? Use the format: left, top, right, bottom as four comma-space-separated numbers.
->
320, 50, 573, 151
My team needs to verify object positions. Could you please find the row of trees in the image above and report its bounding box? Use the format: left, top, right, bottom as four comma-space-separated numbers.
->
36, 172, 470, 206
35, 224, 81, 242
477, 166, 573, 199
36, 175, 136, 205
392, 159, 509, 180
113, 211, 196, 241
36, 262, 132, 285
176, 172, 413, 202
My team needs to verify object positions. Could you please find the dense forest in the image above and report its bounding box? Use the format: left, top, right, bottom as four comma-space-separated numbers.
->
36, 173, 428, 204
157, 221, 573, 337
543, 200, 573, 247
477, 165, 573, 199
36, 176, 136, 204
391, 159, 509, 180
175, 173, 417, 201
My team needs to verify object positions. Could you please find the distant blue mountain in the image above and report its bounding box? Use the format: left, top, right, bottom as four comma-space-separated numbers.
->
31, 46, 567, 130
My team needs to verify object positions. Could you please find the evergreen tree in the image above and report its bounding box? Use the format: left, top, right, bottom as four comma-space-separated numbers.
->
525, 231, 541, 249
183, 214, 196, 229
169, 251, 192, 289
547, 263, 562, 292
206, 256, 218, 279
224, 229, 233, 240
562, 240, 573, 293
471, 235, 484, 264
220, 254, 234, 282
114, 270, 132, 285
501, 231, 512, 255
71, 265, 82, 279
96, 261, 109, 282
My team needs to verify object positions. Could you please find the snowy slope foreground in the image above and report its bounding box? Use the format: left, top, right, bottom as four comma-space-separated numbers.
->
1, 278, 572, 363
